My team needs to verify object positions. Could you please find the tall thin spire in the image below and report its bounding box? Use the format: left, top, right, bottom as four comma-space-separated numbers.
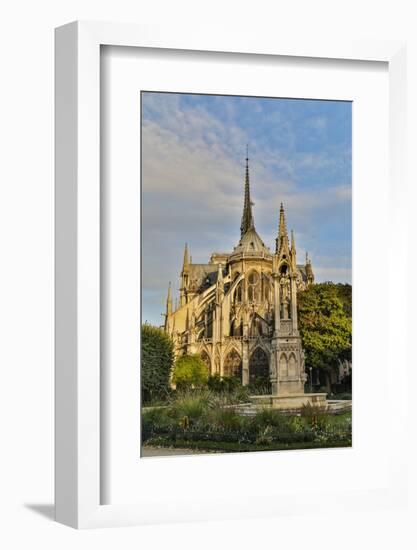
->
291, 229, 295, 251
240, 146, 254, 236
164, 281, 173, 332
279, 203, 288, 239
166, 281, 173, 316
305, 252, 314, 283
276, 202, 289, 253
180, 243, 190, 307
182, 243, 189, 273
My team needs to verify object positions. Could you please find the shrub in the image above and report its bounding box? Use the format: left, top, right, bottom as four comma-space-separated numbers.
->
289, 416, 305, 433
141, 324, 174, 403
172, 354, 209, 390
207, 374, 241, 393
169, 390, 213, 423
300, 403, 330, 430
247, 376, 272, 395
207, 374, 223, 392
206, 376, 252, 405
208, 407, 244, 432
256, 426, 274, 445
227, 384, 251, 404
141, 407, 172, 441
333, 392, 352, 400
253, 408, 290, 431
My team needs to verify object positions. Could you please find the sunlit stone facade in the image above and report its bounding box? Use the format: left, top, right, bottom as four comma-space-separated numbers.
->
164, 157, 314, 395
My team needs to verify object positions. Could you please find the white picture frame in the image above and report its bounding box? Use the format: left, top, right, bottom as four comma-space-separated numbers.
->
55, 21, 407, 529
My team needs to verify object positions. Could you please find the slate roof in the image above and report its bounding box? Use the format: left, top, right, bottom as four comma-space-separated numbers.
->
231, 227, 272, 258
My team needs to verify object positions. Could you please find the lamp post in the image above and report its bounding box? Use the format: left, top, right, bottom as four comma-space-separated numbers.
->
309, 366, 313, 392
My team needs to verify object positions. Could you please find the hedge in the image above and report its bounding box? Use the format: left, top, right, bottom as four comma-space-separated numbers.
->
141, 324, 174, 403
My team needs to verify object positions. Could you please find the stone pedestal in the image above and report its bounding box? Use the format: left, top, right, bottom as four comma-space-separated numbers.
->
250, 392, 327, 410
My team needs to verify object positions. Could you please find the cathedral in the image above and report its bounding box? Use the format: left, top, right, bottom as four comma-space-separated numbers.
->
164, 156, 315, 396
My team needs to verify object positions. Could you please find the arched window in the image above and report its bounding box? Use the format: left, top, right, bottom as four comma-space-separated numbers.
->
205, 304, 214, 338
249, 347, 269, 384
234, 280, 243, 303
223, 349, 242, 379
247, 270, 261, 303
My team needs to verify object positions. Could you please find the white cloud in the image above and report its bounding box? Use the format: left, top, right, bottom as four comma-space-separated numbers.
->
141, 94, 351, 324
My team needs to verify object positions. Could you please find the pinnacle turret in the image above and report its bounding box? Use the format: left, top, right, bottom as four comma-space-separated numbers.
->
182, 243, 189, 273
275, 202, 289, 254
216, 263, 224, 302
305, 252, 314, 284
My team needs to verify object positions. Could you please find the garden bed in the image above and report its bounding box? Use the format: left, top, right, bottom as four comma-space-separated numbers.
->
141, 389, 352, 454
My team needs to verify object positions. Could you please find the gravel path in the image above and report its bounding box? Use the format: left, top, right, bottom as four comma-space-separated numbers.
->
142, 446, 220, 457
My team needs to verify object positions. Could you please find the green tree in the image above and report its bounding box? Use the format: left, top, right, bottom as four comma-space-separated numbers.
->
172, 354, 209, 390
141, 324, 174, 403
298, 283, 352, 393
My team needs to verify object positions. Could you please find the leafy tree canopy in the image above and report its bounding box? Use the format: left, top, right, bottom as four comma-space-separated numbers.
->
298, 283, 352, 374
172, 354, 209, 390
141, 323, 174, 403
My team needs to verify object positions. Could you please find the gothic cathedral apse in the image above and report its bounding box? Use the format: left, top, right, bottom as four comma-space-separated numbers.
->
164, 154, 317, 401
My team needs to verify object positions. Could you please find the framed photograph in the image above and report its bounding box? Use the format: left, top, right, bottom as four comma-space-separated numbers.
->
139, 90, 352, 459
55, 21, 407, 528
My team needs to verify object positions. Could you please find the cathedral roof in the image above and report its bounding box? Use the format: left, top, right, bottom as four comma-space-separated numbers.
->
186, 263, 218, 292
231, 226, 272, 259
188, 263, 216, 279
297, 265, 307, 282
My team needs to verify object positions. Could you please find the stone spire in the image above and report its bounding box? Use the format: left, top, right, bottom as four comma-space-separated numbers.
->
305, 251, 314, 284
291, 229, 295, 251
180, 243, 190, 307
276, 202, 289, 254
164, 281, 173, 332
182, 243, 189, 273
240, 147, 254, 236
166, 281, 173, 316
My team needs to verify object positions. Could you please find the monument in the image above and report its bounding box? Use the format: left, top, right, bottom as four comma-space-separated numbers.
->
164, 154, 326, 409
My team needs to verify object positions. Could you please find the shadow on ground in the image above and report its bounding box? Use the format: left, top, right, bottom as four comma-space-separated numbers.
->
25, 503, 55, 521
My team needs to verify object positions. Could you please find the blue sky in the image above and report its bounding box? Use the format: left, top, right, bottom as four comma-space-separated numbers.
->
141, 92, 352, 326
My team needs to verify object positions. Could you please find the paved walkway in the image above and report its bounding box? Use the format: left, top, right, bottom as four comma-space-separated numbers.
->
142, 446, 219, 457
